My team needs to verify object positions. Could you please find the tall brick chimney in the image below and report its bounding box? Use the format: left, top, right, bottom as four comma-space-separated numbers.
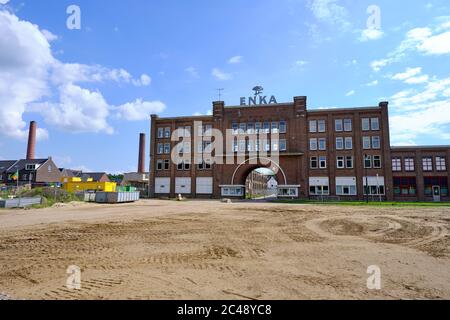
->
26, 121, 37, 160
138, 133, 146, 173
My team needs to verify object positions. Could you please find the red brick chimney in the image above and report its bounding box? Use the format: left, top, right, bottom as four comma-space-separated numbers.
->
138, 133, 146, 173
26, 121, 37, 160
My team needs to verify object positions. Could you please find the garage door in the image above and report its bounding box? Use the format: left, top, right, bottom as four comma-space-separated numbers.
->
155, 178, 170, 194
196, 177, 213, 194
175, 178, 191, 194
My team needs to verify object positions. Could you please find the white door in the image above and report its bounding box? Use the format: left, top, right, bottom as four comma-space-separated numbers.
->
433, 186, 441, 202
196, 177, 213, 194
155, 178, 170, 194
176, 178, 191, 194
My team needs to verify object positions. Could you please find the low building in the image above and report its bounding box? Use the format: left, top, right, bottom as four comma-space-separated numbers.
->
80, 172, 110, 183
2, 158, 61, 186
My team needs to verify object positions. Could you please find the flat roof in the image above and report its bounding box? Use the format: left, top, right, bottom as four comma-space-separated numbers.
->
391, 145, 450, 150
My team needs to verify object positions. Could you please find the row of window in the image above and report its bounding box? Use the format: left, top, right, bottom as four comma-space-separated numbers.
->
310, 136, 381, 151
309, 118, 380, 133
392, 156, 447, 172
231, 121, 287, 135
393, 177, 449, 196
309, 177, 385, 196
310, 155, 382, 169
156, 159, 212, 171
231, 139, 288, 152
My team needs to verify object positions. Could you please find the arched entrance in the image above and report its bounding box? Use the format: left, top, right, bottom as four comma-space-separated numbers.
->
245, 168, 278, 200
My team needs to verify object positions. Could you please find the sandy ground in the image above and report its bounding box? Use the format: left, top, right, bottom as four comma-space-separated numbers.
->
0, 200, 449, 300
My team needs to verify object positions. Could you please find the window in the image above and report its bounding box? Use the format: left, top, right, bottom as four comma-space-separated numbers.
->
424, 177, 448, 196
422, 157, 433, 171
239, 123, 247, 135
319, 156, 327, 169
247, 123, 255, 134
25, 164, 37, 171
394, 177, 417, 196
177, 161, 190, 171
373, 155, 382, 168
247, 140, 254, 152
436, 157, 447, 171
336, 137, 344, 150
318, 120, 326, 133
263, 122, 270, 133
164, 127, 171, 138
371, 118, 380, 131
164, 143, 171, 154
309, 185, 330, 196
278, 187, 298, 197
279, 121, 287, 134
309, 120, 317, 133
158, 128, 164, 138
204, 125, 213, 137
372, 136, 381, 149
335, 119, 343, 132
405, 158, 415, 172
232, 123, 238, 135
310, 157, 318, 169
239, 140, 246, 152
271, 140, 279, 152
222, 187, 244, 197
264, 140, 270, 152
337, 156, 345, 169
362, 118, 370, 131
280, 139, 287, 152
164, 160, 170, 170
346, 156, 354, 169
310, 138, 318, 151
344, 119, 352, 132
363, 177, 385, 195
157, 160, 163, 171
364, 155, 372, 168
255, 122, 261, 134
48, 165, 52, 173
198, 159, 212, 170
392, 158, 402, 172
363, 137, 371, 149
318, 138, 327, 151
345, 137, 353, 150
157, 143, 164, 155
271, 122, 279, 134
336, 178, 357, 196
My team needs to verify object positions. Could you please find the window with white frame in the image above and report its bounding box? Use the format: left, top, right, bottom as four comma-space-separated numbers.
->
232, 123, 238, 135
363, 176, 385, 195
372, 136, 381, 149
392, 158, 402, 171
221, 186, 244, 196
271, 122, 279, 134
373, 155, 382, 168
156, 160, 163, 171
279, 121, 287, 133
309, 177, 330, 195
309, 120, 317, 133
164, 160, 170, 170
364, 155, 372, 168
318, 120, 326, 133
318, 138, 327, 151
336, 137, 344, 150
239, 123, 247, 135
255, 122, 261, 134
164, 127, 171, 138
310, 138, 318, 151
164, 143, 171, 154
335, 119, 343, 132
337, 156, 345, 169
405, 158, 415, 171
278, 187, 298, 197
422, 157, 433, 171
363, 137, 371, 149
336, 177, 357, 196
345, 137, 353, 150
157, 128, 164, 138
280, 139, 287, 151
271, 140, 279, 152
319, 156, 327, 169
346, 156, 354, 168
157, 143, 164, 155
436, 156, 447, 171
263, 122, 270, 133
247, 123, 255, 134
371, 118, 380, 131
362, 118, 370, 131
344, 119, 352, 132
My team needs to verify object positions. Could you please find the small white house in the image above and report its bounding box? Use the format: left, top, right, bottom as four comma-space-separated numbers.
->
267, 177, 278, 189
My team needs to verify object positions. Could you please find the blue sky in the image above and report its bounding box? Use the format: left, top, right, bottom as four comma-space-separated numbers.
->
0, 0, 449, 173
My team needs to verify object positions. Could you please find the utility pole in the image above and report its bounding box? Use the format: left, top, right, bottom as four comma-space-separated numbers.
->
364, 154, 369, 204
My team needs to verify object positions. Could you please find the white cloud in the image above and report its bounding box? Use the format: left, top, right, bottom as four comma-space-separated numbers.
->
116, 99, 166, 121
0, 0, 10, 4
405, 75, 429, 84
359, 28, 384, 42
366, 80, 378, 87
185, 66, 199, 78
392, 67, 422, 80
212, 68, 232, 81
228, 56, 243, 64
371, 18, 450, 71
345, 90, 355, 96
41, 29, 58, 42
307, 0, 350, 30
0, 10, 162, 138
295, 60, 308, 67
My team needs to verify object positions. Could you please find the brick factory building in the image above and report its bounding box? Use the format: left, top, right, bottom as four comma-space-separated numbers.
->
149, 95, 450, 202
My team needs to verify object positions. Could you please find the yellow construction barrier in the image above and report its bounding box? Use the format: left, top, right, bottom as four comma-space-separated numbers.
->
61, 177, 117, 193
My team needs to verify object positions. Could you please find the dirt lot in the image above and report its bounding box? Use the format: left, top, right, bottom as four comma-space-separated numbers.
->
0, 200, 449, 300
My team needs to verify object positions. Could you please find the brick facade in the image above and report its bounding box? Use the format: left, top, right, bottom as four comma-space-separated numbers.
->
149, 96, 449, 202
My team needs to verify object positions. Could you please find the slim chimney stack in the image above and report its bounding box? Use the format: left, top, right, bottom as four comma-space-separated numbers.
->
138, 133, 146, 173
26, 121, 37, 160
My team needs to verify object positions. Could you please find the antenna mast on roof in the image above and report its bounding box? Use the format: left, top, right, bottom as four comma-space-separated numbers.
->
216, 88, 224, 101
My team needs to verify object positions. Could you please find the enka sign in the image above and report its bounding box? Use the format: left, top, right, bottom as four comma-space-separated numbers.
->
240, 86, 278, 106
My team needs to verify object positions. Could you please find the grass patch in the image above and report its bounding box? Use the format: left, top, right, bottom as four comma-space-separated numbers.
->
273, 200, 450, 207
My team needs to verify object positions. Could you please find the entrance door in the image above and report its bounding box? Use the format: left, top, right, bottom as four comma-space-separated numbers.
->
432, 186, 441, 202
